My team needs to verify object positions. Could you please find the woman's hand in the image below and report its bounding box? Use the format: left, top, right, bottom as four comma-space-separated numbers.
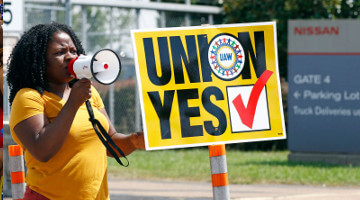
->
130, 132, 145, 150
67, 78, 92, 109
98, 108, 146, 156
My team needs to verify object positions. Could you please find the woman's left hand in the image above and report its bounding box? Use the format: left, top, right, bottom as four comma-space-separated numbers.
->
130, 132, 145, 150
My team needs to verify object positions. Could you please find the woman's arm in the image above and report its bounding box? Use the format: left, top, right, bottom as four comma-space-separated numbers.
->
13, 103, 77, 162
98, 108, 145, 157
13, 79, 92, 162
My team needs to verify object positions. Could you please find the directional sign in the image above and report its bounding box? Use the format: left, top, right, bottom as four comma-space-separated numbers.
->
288, 20, 360, 154
132, 22, 286, 150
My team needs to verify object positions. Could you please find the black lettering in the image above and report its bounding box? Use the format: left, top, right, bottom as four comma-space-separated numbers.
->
170, 36, 201, 84
238, 31, 266, 79
197, 34, 213, 82
148, 90, 175, 139
202, 87, 227, 136
143, 37, 171, 86
177, 89, 203, 137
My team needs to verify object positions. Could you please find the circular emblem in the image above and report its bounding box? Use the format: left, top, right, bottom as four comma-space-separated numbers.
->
208, 34, 245, 80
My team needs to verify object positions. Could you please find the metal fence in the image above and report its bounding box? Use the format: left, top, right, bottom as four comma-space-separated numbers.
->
3, 0, 222, 131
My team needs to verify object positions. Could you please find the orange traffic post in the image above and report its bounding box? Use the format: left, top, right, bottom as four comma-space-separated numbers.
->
9, 145, 26, 200
208, 144, 230, 200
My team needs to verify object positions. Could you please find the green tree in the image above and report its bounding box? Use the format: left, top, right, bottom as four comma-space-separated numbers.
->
72, 6, 109, 52
223, 0, 359, 78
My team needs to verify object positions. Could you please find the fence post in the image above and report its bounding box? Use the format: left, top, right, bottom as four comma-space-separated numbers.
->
208, 144, 230, 200
9, 145, 26, 200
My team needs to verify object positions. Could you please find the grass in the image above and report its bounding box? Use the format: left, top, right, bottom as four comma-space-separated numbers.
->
107, 149, 360, 187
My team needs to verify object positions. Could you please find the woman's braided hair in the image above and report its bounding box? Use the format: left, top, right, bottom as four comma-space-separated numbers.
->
7, 22, 85, 105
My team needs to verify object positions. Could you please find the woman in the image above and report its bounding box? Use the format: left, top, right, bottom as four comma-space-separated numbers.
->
7, 22, 144, 199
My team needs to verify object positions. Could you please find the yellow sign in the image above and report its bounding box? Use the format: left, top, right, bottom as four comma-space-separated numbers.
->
131, 22, 286, 150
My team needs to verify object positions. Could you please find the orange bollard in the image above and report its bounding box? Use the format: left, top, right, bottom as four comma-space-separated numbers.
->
209, 144, 230, 200
9, 145, 26, 200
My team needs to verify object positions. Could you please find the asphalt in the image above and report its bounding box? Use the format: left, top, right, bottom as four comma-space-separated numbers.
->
4, 179, 360, 200
108, 179, 360, 200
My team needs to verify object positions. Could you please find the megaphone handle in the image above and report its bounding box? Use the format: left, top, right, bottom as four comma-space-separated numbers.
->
85, 100, 129, 167
68, 79, 79, 88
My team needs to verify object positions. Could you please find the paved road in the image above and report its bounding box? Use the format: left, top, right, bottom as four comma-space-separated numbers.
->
4, 179, 360, 200
109, 179, 360, 200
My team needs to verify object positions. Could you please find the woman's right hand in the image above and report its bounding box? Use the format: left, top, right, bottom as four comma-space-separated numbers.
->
68, 78, 92, 109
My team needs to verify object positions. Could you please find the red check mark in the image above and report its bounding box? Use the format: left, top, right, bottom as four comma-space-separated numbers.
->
232, 70, 273, 129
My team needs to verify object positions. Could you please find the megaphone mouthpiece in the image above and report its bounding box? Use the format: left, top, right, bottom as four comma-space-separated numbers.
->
68, 55, 79, 78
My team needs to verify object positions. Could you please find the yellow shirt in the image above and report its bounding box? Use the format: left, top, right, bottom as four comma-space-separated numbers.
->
10, 87, 110, 200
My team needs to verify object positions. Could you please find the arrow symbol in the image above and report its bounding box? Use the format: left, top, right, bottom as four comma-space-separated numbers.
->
294, 91, 301, 99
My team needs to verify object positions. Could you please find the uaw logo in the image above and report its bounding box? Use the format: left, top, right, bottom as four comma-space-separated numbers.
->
208, 34, 245, 80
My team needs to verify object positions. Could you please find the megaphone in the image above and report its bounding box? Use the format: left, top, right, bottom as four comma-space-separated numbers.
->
68, 49, 121, 85
68, 49, 129, 167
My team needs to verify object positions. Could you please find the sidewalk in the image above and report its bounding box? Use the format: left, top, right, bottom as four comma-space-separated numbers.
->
109, 179, 360, 200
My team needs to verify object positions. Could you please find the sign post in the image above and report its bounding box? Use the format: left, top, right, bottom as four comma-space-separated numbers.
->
209, 144, 229, 200
131, 22, 286, 198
